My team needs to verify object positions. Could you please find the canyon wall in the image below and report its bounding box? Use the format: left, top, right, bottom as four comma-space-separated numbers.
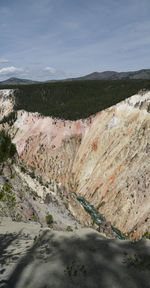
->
0, 89, 150, 237
72, 92, 150, 237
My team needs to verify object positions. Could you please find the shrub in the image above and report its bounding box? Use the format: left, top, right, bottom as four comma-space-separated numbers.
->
0, 182, 16, 207
0, 189, 5, 200
21, 166, 26, 173
3, 182, 11, 192
32, 215, 39, 222
64, 202, 69, 209
0, 111, 17, 126
39, 176, 43, 185
15, 213, 23, 222
10, 173, 15, 179
29, 170, 35, 179
46, 214, 53, 225
66, 226, 73, 232
142, 231, 150, 239
9, 143, 17, 158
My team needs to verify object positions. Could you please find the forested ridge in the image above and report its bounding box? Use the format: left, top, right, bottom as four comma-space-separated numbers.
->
1, 79, 150, 120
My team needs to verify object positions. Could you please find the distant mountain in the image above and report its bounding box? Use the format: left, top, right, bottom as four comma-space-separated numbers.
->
1, 69, 150, 85
44, 69, 150, 82
73, 69, 150, 81
0, 77, 39, 85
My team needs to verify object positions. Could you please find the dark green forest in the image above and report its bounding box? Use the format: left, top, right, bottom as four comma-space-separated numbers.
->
1, 79, 150, 120
0, 130, 16, 163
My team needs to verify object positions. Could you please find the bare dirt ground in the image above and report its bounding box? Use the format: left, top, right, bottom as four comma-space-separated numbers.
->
0, 217, 150, 288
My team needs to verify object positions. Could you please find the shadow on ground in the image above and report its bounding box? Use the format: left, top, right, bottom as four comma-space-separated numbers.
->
0, 232, 24, 287
0, 229, 150, 288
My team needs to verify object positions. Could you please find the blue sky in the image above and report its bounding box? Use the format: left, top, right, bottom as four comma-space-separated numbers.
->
0, 0, 150, 80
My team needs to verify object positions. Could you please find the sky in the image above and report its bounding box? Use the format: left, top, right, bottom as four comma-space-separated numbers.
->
0, 0, 150, 81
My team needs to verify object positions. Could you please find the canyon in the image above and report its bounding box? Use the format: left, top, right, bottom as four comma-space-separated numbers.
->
0, 89, 150, 239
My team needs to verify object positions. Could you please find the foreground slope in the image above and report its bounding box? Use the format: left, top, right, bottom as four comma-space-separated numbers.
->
0, 218, 150, 288
0, 89, 150, 238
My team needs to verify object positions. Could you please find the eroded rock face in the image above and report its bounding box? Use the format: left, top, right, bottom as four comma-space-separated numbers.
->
12, 111, 90, 191
72, 92, 150, 237
0, 89, 14, 120
1, 89, 150, 237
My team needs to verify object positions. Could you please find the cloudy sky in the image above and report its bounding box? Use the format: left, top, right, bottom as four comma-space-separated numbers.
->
0, 0, 150, 81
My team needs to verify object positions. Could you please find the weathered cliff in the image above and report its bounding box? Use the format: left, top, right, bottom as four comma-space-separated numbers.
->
0, 89, 14, 121
72, 91, 150, 237
0, 89, 150, 238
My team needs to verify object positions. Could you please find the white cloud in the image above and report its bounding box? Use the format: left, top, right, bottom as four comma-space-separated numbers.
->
44, 66, 56, 73
0, 66, 23, 74
0, 58, 9, 63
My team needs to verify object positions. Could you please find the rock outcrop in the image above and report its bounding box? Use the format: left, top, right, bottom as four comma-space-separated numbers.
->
0, 89, 14, 121
0, 89, 150, 238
